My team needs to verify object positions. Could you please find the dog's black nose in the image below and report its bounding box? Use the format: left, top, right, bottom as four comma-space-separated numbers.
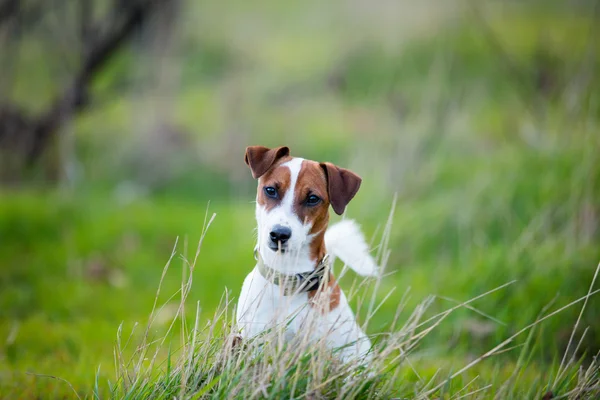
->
269, 225, 292, 245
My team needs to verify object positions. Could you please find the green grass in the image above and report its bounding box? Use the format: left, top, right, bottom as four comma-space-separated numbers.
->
1, 1, 600, 398
96, 216, 600, 399
0, 194, 255, 397
91, 215, 600, 399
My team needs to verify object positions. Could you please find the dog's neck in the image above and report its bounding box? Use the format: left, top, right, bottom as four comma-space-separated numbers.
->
256, 231, 327, 275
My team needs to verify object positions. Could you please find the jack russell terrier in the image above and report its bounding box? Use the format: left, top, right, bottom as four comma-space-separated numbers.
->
236, 145, 379, 363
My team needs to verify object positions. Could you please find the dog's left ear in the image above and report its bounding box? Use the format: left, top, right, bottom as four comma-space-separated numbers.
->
244, 146, 290, 179
320, 162, 362, 215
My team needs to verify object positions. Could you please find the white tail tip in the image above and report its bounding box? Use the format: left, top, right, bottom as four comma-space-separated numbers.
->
324, 219, 379, 277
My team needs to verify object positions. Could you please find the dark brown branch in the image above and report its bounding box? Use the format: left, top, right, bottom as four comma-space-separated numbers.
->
0, 0, 18, 27
26, 0, 167, 164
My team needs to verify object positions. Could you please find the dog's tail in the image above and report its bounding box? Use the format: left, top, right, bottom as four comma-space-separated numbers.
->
324, 219, 379, 277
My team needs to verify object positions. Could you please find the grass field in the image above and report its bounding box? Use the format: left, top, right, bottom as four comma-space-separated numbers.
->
1, 0, 600, 398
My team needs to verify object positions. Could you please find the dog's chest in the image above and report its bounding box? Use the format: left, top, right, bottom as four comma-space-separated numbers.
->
236, 268, 316, 338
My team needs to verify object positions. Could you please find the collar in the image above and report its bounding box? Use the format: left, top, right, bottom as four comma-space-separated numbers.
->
255, 250, 331, 296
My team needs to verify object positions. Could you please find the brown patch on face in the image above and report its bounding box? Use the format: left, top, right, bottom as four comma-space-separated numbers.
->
256, 156, 292, 212
293, 160, 330, 261
294, 160, 340, 312
308, 275, 341, 313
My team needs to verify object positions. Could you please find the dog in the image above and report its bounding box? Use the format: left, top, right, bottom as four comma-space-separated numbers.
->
235, 145, 379, 364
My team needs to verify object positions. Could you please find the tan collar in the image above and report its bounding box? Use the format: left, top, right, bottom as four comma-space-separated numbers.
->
256, 251, 331, 296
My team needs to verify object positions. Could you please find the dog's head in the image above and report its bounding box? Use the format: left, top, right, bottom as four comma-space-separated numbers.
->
245, 145, 361, 271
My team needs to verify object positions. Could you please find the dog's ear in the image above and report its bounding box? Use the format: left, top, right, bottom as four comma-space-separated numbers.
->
244, 146, 290, 179
320, 162, 362, 215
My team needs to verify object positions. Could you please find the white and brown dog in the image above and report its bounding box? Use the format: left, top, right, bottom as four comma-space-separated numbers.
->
236, 145, 379, 363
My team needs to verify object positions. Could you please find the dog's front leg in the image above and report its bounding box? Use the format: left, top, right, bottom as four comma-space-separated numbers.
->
315, 308, 373, 366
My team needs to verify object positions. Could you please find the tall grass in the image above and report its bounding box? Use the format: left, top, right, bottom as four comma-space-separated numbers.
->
104, 206, 600, 399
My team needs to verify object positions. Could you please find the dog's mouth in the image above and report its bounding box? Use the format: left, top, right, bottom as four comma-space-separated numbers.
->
267, 242, 287, 253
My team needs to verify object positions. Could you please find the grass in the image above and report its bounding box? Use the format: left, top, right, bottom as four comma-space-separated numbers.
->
101, 216, 600, 399
1, 191, 598, 398
1, 0, 600, 398
0, 195, 255, 397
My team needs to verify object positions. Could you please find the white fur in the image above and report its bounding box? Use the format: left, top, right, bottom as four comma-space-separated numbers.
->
236, 269, 372, 363
255, 157, 315, 274
325, 220, 379, 277
237, 160, 378, 364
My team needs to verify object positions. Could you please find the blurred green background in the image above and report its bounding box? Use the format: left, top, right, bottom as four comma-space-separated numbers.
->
1, 0, 599, 397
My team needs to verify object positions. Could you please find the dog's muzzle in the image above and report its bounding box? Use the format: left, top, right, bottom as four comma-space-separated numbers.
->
268, 224, 292, 252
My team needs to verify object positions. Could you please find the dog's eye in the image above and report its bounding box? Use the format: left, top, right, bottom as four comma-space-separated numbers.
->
264, 186, 278, 199
306, 194, 321, 206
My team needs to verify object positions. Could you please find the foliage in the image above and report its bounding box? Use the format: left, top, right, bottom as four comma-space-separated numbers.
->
1, 1, 600, 398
